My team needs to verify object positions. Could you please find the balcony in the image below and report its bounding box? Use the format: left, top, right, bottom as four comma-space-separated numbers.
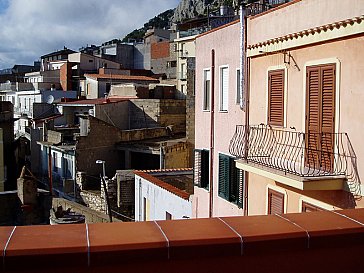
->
245, 0, 291, 16
229, 125, 360, 193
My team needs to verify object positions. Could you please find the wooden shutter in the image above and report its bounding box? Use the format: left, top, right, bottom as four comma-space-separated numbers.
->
194, 149, 209, 189
302, 201, 325, 213
268, 189, 284, 215
236, 169, 244, 209
218, 154, 230, 199
320, 65, 335, 172
194, 150, 202, 187
305, 64, 335, 171
268, 69, 284, 126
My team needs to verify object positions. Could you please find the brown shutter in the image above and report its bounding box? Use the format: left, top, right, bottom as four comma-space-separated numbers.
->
268, 69, 284, 126
305, 64, 335, 171
306, 67, 321, 168
302, 201, 325, 213
320, 65, 335, 172
267, 188, 284, 215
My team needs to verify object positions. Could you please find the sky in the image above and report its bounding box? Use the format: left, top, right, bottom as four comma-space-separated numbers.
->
0, 0, 179, 69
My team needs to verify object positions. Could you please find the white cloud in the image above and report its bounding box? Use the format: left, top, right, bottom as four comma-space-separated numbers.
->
0, 0, 179, 69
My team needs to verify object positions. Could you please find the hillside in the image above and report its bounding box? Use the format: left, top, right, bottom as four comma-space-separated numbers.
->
121, 9, 175, 42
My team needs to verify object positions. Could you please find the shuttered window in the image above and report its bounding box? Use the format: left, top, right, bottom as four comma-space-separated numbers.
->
302, 201, 325, 213
218, 154, 244, 208
194, 149, 209, 189
267, 188, 284, 215
268, 69, 285, 126
220, 67, 229, 111
306, 64, 335, 172
203, 70, 211, 111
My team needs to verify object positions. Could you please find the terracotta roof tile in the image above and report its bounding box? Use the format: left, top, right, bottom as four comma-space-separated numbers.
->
134, 170, 192, 200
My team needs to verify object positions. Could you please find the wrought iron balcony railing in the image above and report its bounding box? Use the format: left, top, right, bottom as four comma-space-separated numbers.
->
229, 125, 360, 193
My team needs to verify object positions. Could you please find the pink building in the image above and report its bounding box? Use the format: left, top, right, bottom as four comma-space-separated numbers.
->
194, 20, 245, 218
230, 0, 364, 215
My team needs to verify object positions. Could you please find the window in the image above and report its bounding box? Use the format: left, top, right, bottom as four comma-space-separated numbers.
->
166, 212, 172, 220
203, 69, 211, 111
268, 69, 285, 126
302, 201, 325, 213
220, 66, 229, 111
106, 83, 111, 94
267, 188, 284, 215
218, 154, 244, 208
236, 69, 241, 104
305, 64, 336, 172
194, 149, 209, 189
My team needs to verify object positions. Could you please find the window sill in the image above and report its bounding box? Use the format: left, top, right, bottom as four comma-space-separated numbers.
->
219, 110, 228, 113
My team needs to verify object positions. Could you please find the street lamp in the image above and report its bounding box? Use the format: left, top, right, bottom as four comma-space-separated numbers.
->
95, 160, 106, 178
96, 160, 112, 222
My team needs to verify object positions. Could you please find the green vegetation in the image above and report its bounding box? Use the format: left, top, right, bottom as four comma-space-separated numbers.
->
121, 9, 174, 42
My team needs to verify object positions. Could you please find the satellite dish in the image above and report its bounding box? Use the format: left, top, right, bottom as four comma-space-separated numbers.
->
46, 95, 54, 104
5, 80, 10, 84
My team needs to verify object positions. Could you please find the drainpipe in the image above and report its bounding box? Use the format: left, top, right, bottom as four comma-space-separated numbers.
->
209, 49, 215, 218
243, 10, 250, 217
159, 144, 165, 169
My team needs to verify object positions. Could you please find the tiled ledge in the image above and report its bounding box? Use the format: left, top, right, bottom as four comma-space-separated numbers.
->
1, 209, 364, 272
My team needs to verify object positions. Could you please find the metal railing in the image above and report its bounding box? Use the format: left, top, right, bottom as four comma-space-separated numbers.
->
229, 125, 360, 193
245, 0, 291, 16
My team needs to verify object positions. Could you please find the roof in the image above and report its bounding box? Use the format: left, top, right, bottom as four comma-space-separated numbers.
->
134, 169, 193, 200
57, 97, 132, 106
84, 73, 159, 82
41, 48, 76, 59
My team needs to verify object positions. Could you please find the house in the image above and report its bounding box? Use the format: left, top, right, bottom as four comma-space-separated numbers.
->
229, 0, 364, 215
134, 169, 193, 221
194, 20, 243, 218
84, 71, 159, 99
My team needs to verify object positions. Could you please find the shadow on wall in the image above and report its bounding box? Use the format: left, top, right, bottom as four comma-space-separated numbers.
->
128, 102, 160, 130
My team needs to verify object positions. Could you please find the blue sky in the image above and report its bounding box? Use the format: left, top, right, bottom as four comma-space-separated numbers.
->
0, 0, 179, 69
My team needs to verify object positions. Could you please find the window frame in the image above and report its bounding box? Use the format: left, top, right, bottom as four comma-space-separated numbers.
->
202, 68, 211, 111
236, 68, 241, 105
219, 65, 229, 112
194, 149, 209, 190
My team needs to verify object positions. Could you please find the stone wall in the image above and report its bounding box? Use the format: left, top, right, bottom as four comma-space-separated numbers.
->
80, 190, 105, 213
76, 116, 123, 184
129, 99, 186, 134
164, 142, 191, 169
186, 57, 195, 167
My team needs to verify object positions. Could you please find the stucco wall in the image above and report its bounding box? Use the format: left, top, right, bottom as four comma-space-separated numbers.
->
247, 173, 364, 216
247, 0, 364, 45
195, 21, 244, 217
134, 174, 192, 221
249, 37, 364, 192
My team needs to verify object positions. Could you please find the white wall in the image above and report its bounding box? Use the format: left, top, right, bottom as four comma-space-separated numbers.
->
135, 174, 192, 221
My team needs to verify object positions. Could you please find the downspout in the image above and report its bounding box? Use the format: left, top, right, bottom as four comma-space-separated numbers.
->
48, 146, 53, 196
243, 11, 250, 217
209, 49, 215, 218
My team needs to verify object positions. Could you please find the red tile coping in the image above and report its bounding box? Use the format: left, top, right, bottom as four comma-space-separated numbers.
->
134, 170, 192, 200
84, 73, 159, 82
1, 209, 364, 272
248, 15, 364, 50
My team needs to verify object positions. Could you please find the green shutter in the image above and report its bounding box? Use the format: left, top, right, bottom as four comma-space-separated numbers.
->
218, 154, 230, 199
229, 158, 238, 203
236, 170, 244, 209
